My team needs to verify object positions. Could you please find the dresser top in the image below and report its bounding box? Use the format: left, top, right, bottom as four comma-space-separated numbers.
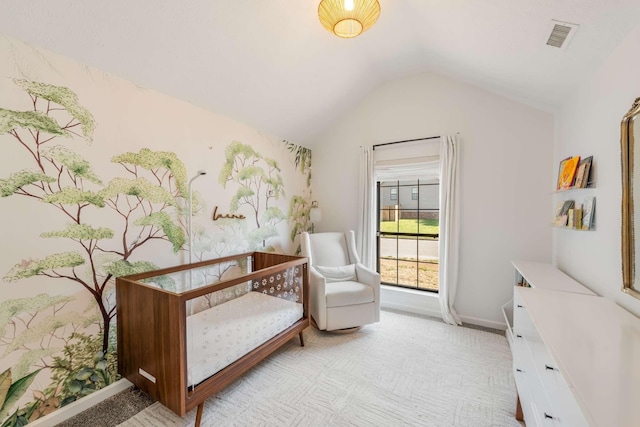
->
517, 287, 640, 427
511, 261, 596, 295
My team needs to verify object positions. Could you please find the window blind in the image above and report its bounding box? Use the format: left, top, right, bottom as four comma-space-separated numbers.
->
373, 138, 441, 181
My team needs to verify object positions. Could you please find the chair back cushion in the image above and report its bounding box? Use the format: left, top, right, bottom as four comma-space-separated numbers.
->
314, 264, 357, 283
307, 232, 351, 266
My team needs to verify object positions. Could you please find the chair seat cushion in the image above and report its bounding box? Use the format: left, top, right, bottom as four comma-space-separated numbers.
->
325, 281, 374, 308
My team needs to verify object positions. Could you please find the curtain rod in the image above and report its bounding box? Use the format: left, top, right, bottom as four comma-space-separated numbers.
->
372, 136, 441, 150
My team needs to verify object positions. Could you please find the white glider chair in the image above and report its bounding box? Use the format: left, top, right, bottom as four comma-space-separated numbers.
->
301, 230, 380, 331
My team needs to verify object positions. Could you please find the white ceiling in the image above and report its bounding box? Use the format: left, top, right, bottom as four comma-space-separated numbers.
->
1, 0, 639, 145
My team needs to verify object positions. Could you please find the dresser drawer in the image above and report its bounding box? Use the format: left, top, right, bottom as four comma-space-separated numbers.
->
532, 341, 589, 426
527, 367, 559, 426
514, 367, 537, 426
513, 291, 544, 366
513, 290, 536, 340
512, 330, 533, 382
512, 323, 541, 426
526, 398, 561, 427
513, 289, 526, 322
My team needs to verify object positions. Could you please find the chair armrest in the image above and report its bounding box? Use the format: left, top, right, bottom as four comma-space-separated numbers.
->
355, 263, 381, 322
355, 263, 381, 289
309, 267, 328, 330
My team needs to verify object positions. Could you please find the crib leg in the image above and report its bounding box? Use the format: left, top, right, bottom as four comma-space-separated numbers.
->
195, 402, 204, 427
299, 331, 305, 347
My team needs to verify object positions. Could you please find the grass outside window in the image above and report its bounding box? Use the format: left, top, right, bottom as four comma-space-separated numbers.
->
380, 218, 439, 235
379, 258, 439, 291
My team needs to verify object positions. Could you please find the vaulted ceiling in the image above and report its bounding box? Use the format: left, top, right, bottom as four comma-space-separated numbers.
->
1, 0, 639, 145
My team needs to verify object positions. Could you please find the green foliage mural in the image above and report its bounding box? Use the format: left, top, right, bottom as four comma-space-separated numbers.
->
0, 368, 41, 426
284, 140, 312, 188
288, 196, 312, 255
0, 79, 189, 423
219, 141, 286, 250
0, 294, 100, 425
284, 140, 313, 254
49, 333, 117, 406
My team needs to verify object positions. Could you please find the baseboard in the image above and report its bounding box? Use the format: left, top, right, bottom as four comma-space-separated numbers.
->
380, 285, 507, 330
459, 314, 507, 331
29, 378, 133, 427
381, 301, 443, 319
380, 285, 442, 318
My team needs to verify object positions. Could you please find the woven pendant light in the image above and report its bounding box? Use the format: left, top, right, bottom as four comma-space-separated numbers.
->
318, 0, 381, 38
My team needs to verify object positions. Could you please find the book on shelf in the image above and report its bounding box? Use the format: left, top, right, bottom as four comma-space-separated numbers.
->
574, 156, 593, 188
574, 205, 583, 229
557, 156, 581, 190
582, 197, 596, 230
568, 208, 574, 228
517, 278, 531, 287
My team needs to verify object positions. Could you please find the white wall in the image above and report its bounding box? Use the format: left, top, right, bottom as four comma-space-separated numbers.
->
555, 23, 640, 317
311, 71, 554, 327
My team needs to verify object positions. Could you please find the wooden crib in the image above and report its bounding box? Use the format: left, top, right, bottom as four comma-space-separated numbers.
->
116, 252, 309, 426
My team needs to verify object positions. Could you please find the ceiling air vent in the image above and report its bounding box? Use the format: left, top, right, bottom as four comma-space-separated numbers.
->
546, 20, 579, 50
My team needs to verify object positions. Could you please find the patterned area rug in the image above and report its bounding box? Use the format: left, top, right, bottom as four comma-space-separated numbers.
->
119, 310, 519, 427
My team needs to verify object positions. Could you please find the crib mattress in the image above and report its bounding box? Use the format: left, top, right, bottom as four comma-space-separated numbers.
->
186, 291, 303, 386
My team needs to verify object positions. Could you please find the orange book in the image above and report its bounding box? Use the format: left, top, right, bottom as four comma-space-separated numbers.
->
557, 156, 580, 189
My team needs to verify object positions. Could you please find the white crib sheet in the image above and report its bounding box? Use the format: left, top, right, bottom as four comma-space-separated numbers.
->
186, 291, 303, 386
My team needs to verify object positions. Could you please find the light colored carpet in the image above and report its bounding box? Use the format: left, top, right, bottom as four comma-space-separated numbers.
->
119, 310, 519, 427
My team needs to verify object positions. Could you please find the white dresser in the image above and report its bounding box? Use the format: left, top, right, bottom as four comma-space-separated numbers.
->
507, 262, 640, 426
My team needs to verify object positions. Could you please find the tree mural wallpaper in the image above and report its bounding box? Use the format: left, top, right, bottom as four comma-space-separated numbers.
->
285, 140, 314, 254
219, 141, 286, 250
0, 79, 190, 424
0, 35, 311, 426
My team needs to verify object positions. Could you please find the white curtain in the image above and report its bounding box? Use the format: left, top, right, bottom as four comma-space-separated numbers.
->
357, 145, 376, 268
439, 134, 462, 325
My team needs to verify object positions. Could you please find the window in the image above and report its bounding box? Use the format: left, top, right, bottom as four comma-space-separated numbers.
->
377, 180, 439, 292
372, 137, 441, 292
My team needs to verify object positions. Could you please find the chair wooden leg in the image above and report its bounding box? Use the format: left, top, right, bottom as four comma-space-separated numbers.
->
515, 394, 523, 421
195, 402, 204, 427
310, 315, 319, 330
299, 331, 305, 347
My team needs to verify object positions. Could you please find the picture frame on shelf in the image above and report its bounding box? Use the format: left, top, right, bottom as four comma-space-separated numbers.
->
574, 156, 593, 188
555, 215, 568, 227
553, 200, 565, 221
557, 156, 581, 190
556, 156, 571, 190
560, 200, 575, 216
